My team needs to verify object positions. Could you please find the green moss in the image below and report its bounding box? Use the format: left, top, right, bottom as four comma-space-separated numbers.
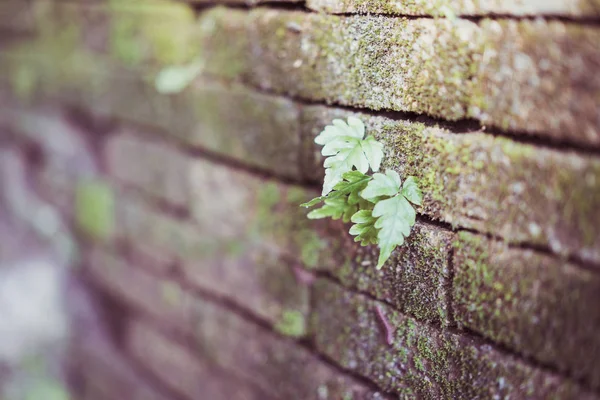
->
108, 0, 198, 66
75, 179, 115, 240
275, 309, 307, 338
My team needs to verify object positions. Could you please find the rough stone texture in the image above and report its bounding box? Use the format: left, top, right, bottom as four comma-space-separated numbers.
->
312, 221, 454, 326
302, 106, 600, 264
107, 131, 192, 209
193, 298, 392, 400
187, 81, 302, 178
127, 320, 269, 400
185, 158, 313, 329
114, 185, 311, 330
306, 0, 600, 17
199, 8, 600, 145
470, 19, 600, 146
311, 278, 598, 399
199, 8, 477, 120
454, 232, 600, 389
116, 194, 195, 273
4, 4, 600, 146
76, 339, 172, 400
86, 247, 195, 333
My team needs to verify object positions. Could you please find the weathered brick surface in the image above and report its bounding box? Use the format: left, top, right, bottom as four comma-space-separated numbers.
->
453, 232, 600, 388
107, 131, 192, 208
306, 0, 600, 17
312, 221, 454, 326
311, 278, 598, 399
86, 247, 195, 333
197, 8, 600, 145
201, 8, 477, 120
127, 320, 268, 400
185, 159, 312, 328
303, 106, 600, 264
75, 338, 171, 400
193, 298, 391, 400
469, 19, 600, 145
4, 4, 600, 145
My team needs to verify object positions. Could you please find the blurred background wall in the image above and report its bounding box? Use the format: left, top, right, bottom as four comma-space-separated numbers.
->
0, 0, 599, 399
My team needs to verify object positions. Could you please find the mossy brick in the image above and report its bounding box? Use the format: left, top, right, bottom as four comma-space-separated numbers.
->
310, 278, 453, 398
311, 278, 598, 399
184, 158, 312, 328
106, 131, 192, 208
200, 9, 600, 145
3, 55, 306, 179
115, 194, 197, 272
451, 335, 599, 399
76, 338, 171, 400
312, 221, 453, 326
198, 8, 478, 120
114, 171, 311, 328
306, 0, 600, 17
470, 19, 600, 146
23, 0, 200, 68
192, 299, 391, 399
126, 320, 268, 400
186, 80, 302, 178
302, 105, 600, 264
453, 232, 600, 389
86, 247, 195, 333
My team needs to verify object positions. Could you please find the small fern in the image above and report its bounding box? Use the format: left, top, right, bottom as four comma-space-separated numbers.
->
301, 117, 422, 269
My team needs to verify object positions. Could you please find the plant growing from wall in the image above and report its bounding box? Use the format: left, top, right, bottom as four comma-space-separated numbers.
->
301, 117, 422, 269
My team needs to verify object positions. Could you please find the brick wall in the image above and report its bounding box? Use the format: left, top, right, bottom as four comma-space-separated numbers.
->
0, 0, 599, 398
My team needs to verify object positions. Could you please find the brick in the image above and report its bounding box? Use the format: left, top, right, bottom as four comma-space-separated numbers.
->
186, 81, 302, 178
86, 247, 195, 332
115, 190, 311, 329
185, 159, 312, 328
127, 320, 267, 400
453, 232, 600, 389
199, 9, 600, 145
107, 132, 192, 208
302, 106, 600, 264
306, 0, 600, 17
199, 8, 477, 121
76, 338, 171, 400
17, 0, 200, 69
313, 221, 453, 326
311, 278, 597, 399
116, 194, 196, 272
193, 299, 391, 399
469, 19, 600, 145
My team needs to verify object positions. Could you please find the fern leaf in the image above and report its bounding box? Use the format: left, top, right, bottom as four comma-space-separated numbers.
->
372, 195, 417, 269
361, 170, 401, 201
315, 117, 384, 195
307, 198, 357, 223
401, 176, 423, 206
349, 209, 378, 246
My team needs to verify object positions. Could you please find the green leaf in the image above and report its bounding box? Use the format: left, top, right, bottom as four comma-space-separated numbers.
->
349, 209, 379, 246
300, 196, 326, 208
372, 195, 417, 269
315, 117, 384, 194
155, 58, 204, 94
401, 176, 423, 206
360, 170, 401, 201
300, 171, 371, 209
360, 135, 384, 172
307, 198, 356, 222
